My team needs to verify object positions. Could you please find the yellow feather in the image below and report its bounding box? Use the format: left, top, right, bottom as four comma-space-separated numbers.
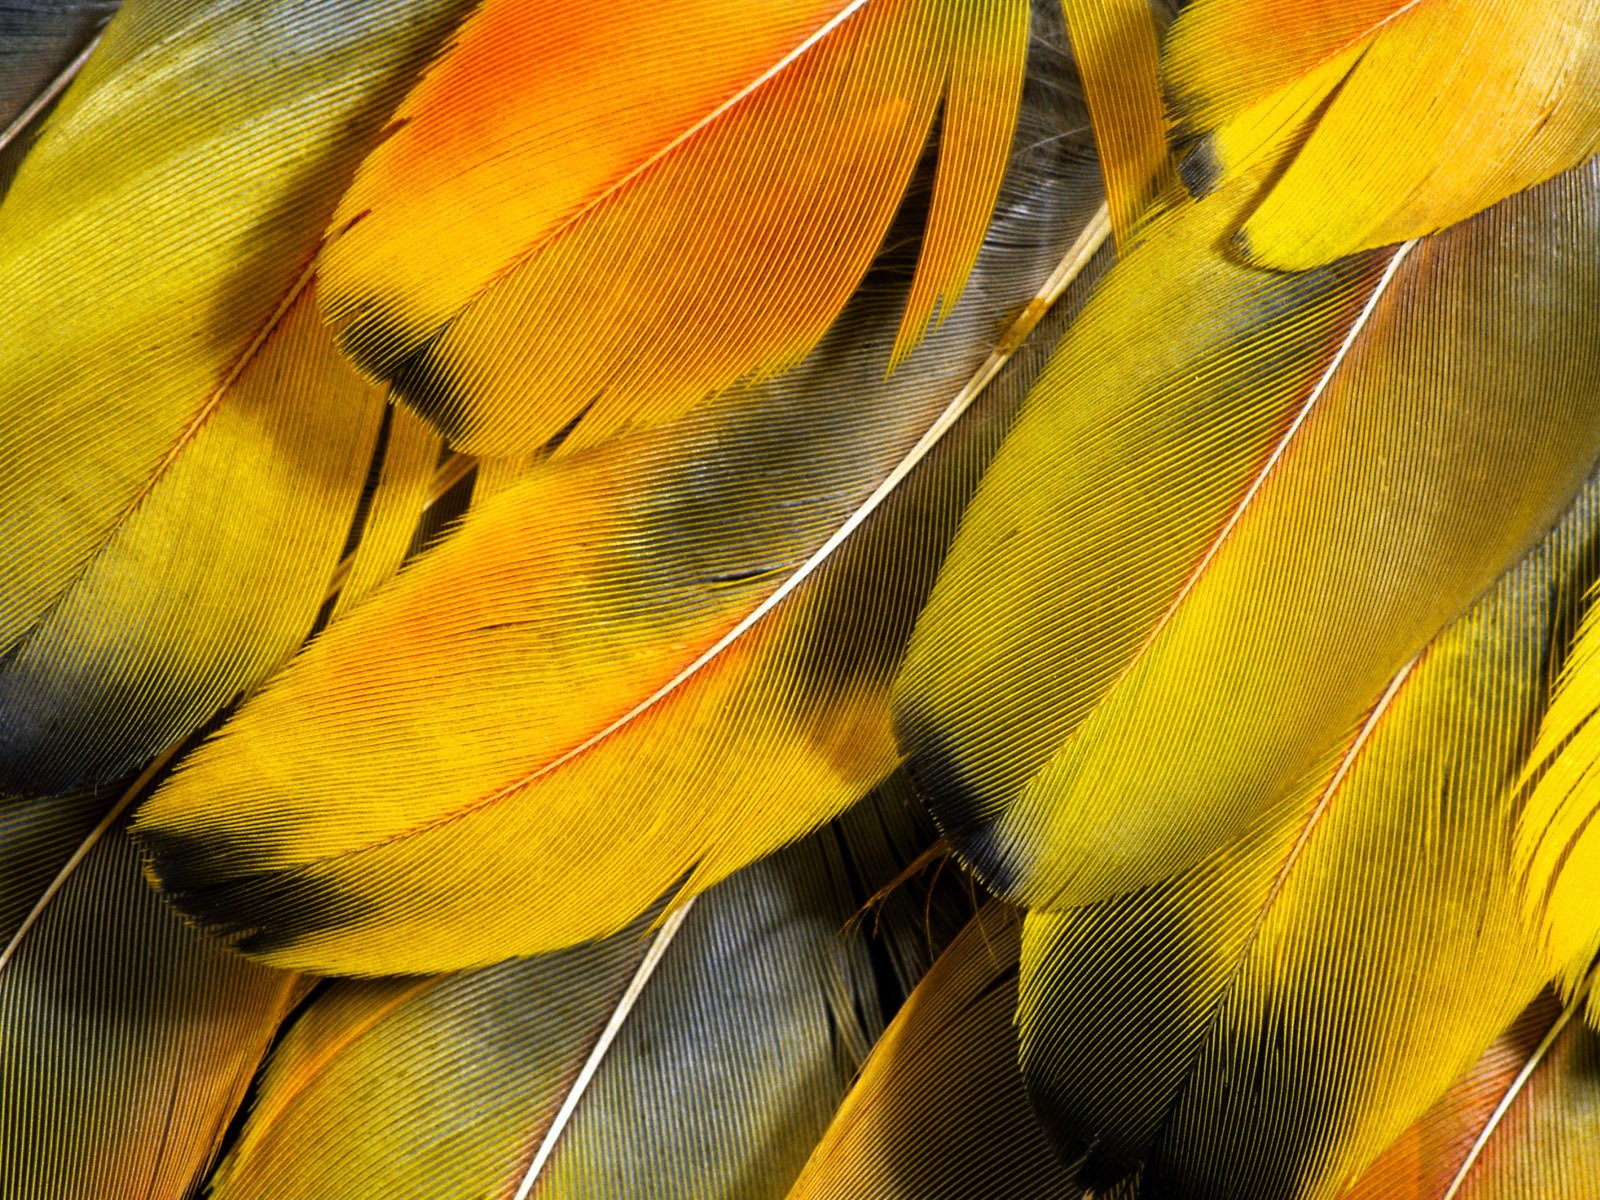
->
1165, 0, 1600, 269
1015, 467, 1600, 1198
896, 153, 1600, 913
1515, 585, 1600, 1017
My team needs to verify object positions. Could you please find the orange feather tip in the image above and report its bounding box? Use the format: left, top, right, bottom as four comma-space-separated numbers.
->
318, 0, 1030, 458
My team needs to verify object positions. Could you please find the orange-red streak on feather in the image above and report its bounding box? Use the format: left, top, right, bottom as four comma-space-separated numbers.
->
320, 0, 1028, 455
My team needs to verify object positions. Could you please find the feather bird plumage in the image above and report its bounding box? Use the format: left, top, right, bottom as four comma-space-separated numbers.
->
201, 786, 952, 1200
1513, 586, 1600, 1028
0, 0, 477, 796
1015, 465, 1600, 1198
1164, 0, 1600, 268
896, 151, 1600, 914
1, 0, 1598, 1195
0, 806, 297, 1199
1340, 986, 1600, 1199
132, 5, 1114, 974
318, 0, 1031, 456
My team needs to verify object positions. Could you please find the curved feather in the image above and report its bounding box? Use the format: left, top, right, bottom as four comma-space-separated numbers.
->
786, 905, 1085, 1200
0, 788, 103, 945
1437, 998, 1600, 1200
0, 0, 480, 796
1060, 0, 1175, 248
318, 0, 1030, 457
0, 803, 295, 1198
1339, 988, 1600, 1200
1163, 0, 1600, 269
1336, 995, 1564, 1200
203, 809, 918, 1200
1014, 471, 1600, 1199
1513, 585, 1600, 1023
895, 153, 1600, 913
134, 16, 1117, 975
329, 405, 444, 620
0, 282, 386, 795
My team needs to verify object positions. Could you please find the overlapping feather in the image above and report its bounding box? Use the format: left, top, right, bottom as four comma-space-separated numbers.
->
0, 1, 115, 138
896, 151, 1600, 914
1, 0, 1597, 1195
1164, 0, 1600, 268
0, 798, 296, 1199
1513, 586, 1600, 1026
319, 0, 1030, 456
201, 786, 952, 1199
1013, 465, 1600, 1199
0, 0, 477, 796
134, 9, 1115, 975
1340, 986, 1600, 1199
787, 905, 1087, 1200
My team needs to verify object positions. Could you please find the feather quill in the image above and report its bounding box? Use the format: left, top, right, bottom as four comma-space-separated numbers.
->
0, 1, 115, 147
1340, 984, 1600, 1200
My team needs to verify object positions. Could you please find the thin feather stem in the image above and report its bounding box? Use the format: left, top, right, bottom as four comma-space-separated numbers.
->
510, 901, 696, 1199
1114, 239, 1415, 693
0, 28, 105, 154
0, 739, 181, 974
1440, 965, 1598, 1200
473, 202, 1114, 806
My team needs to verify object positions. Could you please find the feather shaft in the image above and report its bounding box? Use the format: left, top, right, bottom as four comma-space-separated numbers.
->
510, 901, 696, 1200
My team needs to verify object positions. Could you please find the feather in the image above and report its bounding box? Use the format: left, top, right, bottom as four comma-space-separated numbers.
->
132, 14, 1118, 975
0, 787, 103, 943
1513, 583, 1600, 1026
6, 2, 1600, 1190
786, 904, 1085, 1200
0, 797, 296, 1198
329, 405, 444, 620
1013, 469, 1600, 1199
895, 152, 1600, 914
318, 0, 1030, 457
1435, 993, 1600, 1200
0, 282, 386, 795
1335, 995, 1565, 1200
1163, 0, 1600, 269
0, 0, 480, 796
206, 925, 654, 1199
1340, 984, 1600, 1199
1060, 0, 1175, 247
202, 794, 927, 1200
